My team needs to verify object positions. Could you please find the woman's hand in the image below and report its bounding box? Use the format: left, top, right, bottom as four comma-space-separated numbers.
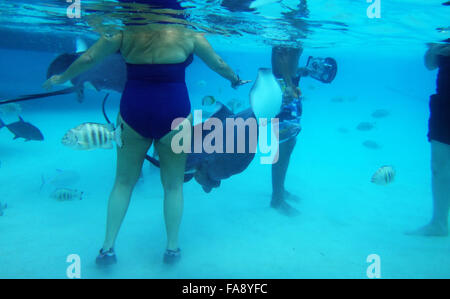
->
43, 75, 67, 90
231, 75, 251, 89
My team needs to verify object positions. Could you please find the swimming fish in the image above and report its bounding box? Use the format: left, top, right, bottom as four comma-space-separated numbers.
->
62, 122, 122, 150
0, 116, 44, 141
0, 202, 7, 216
0, 103, 22, 116
250, 68, 282, 119
371, 109, 390, 119
202, 95, 216, 106
356, 122, 375, 131
363, 140, 381, 150
337, 127, 349, 134
371, 166, 396, 185
51, 188, 83, 201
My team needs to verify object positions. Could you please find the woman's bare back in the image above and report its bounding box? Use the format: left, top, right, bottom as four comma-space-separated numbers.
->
120, 25, 195, 65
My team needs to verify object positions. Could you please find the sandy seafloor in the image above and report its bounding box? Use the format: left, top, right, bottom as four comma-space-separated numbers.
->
0, 46, 449, 279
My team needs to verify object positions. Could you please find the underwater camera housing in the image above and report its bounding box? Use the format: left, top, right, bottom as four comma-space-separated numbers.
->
303, 56, 337, 84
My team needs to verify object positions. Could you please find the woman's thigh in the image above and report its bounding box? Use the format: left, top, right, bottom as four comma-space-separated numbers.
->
155, 114, 193, 189
115, 115, 153, 185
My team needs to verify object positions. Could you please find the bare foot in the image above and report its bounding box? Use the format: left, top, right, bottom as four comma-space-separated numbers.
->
271, 199, 300, 217
284, 191, 301, 203
405, 223, 448, 237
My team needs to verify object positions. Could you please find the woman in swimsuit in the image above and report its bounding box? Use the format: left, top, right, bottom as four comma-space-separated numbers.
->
43, 4, 249, 265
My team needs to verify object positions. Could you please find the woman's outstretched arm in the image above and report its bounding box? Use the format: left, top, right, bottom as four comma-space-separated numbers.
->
43, 33, 122, 90
193, 33, 250, 88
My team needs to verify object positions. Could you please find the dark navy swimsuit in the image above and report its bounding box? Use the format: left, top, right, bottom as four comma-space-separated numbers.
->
120, 54, 193, 139
428, 54, 450, 145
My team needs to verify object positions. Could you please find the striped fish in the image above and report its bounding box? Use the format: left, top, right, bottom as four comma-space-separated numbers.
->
51, 188, 83, 201
371, 166, 396, 185
62, 122, 122, 150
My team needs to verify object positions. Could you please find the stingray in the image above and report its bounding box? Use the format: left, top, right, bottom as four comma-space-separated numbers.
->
103, 67, 281, 193
146, 103, 258, 193
45, 52, 126, 102
0, 52, 126, 106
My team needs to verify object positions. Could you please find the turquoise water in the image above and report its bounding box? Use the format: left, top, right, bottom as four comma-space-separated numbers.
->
0, 0, 449, 279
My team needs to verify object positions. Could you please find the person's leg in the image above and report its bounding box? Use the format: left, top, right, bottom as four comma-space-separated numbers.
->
102, 116, 152, 251
271, 137, 300, 216
154, 115, 192, 255
406, 140, 450, 236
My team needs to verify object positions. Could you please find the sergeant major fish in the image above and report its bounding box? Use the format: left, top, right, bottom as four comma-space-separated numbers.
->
51, 188, 83, 201
371, 166, 396, 185
62, 122, 123, 150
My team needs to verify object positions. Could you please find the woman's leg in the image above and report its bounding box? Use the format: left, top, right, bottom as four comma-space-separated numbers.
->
271, 137, 300, 216
102, 116, 153, 250
272, 137, 297, 199
154, 115, 192, 251
429, 140, 450, 233
406, 140, 450, 236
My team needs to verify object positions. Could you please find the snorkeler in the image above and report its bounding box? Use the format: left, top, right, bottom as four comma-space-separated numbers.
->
43, 0, 249, 265
406, 39, 450, 237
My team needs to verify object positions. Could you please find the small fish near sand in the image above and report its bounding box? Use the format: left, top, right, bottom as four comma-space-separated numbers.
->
0, 116, 44, 141
51, 188, 83, 201
0, 103, 22, 116
62, 122, 122, 150
371, 109, 390, 119
371, 166, 396, 185
0, 202, 7, 216
362, 140, 381, 150
356, 122, 375, 132
202, 95, 216, 106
